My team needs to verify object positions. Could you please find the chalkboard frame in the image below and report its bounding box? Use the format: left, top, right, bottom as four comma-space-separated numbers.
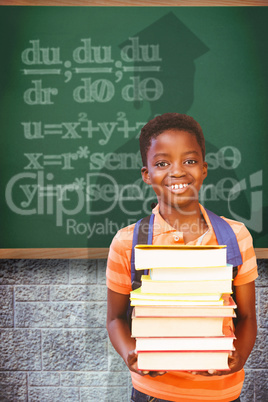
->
0, 248, 266, 259
1, 0, 267, 258
0, 1, 267, 7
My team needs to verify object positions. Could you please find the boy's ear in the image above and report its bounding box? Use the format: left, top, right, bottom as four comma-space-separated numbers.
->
141, 166, 151, 185
203, 161, 208, 179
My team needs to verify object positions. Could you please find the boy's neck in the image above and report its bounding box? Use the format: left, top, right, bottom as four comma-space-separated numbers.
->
158, 202, 209, 243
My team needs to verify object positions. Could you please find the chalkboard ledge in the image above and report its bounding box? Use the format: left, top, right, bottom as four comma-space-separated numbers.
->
0, 248, 109, 259
0, 248, 267, 259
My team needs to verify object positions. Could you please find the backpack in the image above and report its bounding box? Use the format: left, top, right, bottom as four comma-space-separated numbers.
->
128, 208, 242, 326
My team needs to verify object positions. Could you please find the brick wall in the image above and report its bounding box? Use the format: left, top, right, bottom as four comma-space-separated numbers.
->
0, 258, 267, 401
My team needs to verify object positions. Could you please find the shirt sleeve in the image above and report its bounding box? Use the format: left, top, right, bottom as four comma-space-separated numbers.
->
233, 223, 258, 286
106, 230, 133, 295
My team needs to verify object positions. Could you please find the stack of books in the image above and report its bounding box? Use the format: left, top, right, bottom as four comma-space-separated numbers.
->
130, 245, 236, 371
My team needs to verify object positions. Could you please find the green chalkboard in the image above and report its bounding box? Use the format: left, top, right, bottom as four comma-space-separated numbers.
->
0, 6, 267, 249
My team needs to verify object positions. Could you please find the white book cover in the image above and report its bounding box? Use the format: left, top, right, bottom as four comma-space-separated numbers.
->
150, 264, 233, 281
136, 326, 236, 351
131, 298, 224, 306
130, 287, 223, 301
133, 295, 236, 316
137, 351, 230, 371
131, 316, 224, 337
135, 245, 227, 269
141, 275, 233, 294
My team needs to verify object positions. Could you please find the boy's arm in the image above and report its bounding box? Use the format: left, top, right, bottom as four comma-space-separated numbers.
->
106, 288, 165, 377
106, 288, 139, 373
198, 280, 257, 376
227, 280, 257, 373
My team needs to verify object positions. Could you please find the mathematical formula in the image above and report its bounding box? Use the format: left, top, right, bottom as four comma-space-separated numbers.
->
22, 112, 146, 145
21, 37, 164, 105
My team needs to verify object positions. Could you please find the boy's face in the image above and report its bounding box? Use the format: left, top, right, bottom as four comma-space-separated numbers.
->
141, 129, 208, 212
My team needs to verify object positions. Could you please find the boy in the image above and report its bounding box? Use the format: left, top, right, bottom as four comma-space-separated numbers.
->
106, 113, 258, 402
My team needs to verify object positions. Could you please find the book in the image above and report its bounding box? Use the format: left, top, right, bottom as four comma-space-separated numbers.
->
149, 264, 233, 281
131, 313, 225, 337
135, 245, 227, 269
137, 351, 231, 371
136, 326, 236, 351
132, 244, 233, 372
130, 287, 223, 302
131, 294, 237, 317
130, 299, 223, 307
131, 298, 225, 306
141, 275, 232, 294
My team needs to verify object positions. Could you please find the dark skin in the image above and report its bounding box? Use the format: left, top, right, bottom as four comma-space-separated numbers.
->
106, 282, 257, 377
141, 130, 209, 245
107, 288, 154, 376
106, 129, 257, 378
191, 280, 257, 376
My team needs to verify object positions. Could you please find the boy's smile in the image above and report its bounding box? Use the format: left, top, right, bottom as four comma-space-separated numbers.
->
141, 129, 207, 214
166, 182, 191, 194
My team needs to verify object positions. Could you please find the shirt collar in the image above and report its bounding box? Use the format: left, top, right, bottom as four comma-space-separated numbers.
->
152, 204, 176, 236
152, 203, 213, 240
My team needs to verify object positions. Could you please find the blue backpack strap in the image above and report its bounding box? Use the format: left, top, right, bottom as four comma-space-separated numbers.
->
131, 214, 155, 290
127, 214, 155, 327
130, 218, 142, 285
205, 208, 243, 267
147, 213, 155, 244
205, 208, 242, 323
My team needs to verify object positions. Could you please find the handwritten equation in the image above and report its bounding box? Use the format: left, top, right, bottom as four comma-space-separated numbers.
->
23, 148, 141, 171
21, 37, 164, 105
22, 112, 146, 145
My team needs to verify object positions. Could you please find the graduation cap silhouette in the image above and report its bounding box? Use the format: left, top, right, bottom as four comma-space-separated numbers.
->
120, 11, 209, 116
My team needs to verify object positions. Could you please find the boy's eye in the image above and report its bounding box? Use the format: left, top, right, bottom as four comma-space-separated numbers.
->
184, 159, 197, 165
155, 161, 169, 167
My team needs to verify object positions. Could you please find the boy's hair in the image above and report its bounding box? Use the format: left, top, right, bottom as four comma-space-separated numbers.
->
139, 113, 206, 166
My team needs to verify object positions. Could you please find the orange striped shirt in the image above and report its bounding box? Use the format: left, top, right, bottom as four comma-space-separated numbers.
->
106, 204, 258, 402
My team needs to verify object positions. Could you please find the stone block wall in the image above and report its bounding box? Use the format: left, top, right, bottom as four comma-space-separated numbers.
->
0, 258, 267, 401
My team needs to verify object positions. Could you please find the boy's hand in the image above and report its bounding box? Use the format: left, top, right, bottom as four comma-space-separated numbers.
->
127, 350, 148, 376
189, 350, 244, 377
226, 349, 244, 373
127, 350, 166, 377
193, 281, 257, 378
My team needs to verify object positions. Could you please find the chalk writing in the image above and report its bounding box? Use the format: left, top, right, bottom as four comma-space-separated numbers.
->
5, 167, 247, 228
23, 80, 58, 105
23, 150, 142, 171
21, 37, 163, 105
22, 112, 146, 145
